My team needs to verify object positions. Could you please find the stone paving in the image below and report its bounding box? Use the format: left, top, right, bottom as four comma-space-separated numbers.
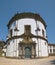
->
0, 56, 55, 65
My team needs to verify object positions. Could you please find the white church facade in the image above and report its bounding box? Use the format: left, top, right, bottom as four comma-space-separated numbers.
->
6, 12, 55, 59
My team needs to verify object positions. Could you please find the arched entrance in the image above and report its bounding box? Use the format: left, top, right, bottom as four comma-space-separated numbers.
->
25, 47, 31, 58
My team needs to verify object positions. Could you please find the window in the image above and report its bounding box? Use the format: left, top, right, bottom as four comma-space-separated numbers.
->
10, 29, 12, 37
53, 49, 55, 52
7, 41, 10, 45
24, 25, 31, 35
42, 29, 45, 37
45, 42, 46, 45
50, 49, 52, 53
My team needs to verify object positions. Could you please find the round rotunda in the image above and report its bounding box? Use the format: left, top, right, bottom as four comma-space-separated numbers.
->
6, 12, 48, 59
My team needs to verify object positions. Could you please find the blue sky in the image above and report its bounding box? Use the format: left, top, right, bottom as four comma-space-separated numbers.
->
0, 0, 55, 43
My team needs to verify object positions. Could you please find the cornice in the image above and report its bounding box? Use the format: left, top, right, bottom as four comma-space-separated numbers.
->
6, 35, 48, 43
7, 12, 47, 29
48, 43, 55, 46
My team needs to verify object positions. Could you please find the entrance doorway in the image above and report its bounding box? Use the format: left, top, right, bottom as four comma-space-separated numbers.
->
25, 47, 31, 58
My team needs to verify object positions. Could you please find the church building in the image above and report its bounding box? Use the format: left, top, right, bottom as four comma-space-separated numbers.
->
6, 12, 49, 58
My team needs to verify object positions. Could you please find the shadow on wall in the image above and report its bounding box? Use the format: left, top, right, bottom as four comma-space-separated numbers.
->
50, 60, 55, 65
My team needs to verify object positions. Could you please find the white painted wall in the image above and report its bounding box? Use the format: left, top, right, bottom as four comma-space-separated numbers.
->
6, 18, 48, 57
8, 18, 47, 38
48, 45, 55, 54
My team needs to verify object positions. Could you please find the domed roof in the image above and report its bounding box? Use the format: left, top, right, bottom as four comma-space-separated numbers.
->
7, 12, 47, 29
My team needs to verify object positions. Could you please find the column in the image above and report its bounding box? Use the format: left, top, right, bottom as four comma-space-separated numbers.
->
31, 44, 35, 58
